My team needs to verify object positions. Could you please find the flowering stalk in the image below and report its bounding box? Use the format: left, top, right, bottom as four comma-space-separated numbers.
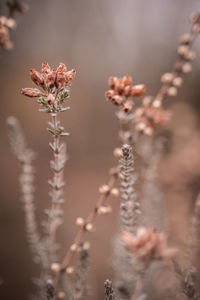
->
21, 62, 75, 281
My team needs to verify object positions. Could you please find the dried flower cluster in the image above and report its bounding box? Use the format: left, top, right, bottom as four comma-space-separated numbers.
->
0, 16, 16, 50
21, 63, 76, 113
0, 0, 28, 50
121, 228, 177, 263
105, 76, 146, 114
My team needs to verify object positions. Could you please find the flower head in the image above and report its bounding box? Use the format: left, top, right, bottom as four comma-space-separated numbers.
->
21, 63, 76, 113
0, 16, 16, 50
135, 98, 171, 136
121, 228, 177, 263
105, 75, 146, 114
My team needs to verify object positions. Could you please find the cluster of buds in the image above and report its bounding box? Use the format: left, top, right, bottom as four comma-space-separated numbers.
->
0, 16, 16, 50
121, 227, 177, 263
105, 76, 146, 114
21, 63, 76, 113
0, 1, 28, 50
135, 97, 171, 136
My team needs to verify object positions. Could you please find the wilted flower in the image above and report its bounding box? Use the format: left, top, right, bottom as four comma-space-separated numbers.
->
121, 228, 177, 263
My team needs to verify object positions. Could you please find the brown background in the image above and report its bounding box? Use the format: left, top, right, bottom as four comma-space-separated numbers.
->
1, 0, 200, 299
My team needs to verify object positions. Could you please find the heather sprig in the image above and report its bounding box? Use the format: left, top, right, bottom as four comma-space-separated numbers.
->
135, 12, 200, 137
21, 62, 75, 287
7, 116, 47, 268
106, 75, 146, 145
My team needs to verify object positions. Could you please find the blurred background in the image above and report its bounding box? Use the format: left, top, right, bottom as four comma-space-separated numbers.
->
0, 0, 200, 299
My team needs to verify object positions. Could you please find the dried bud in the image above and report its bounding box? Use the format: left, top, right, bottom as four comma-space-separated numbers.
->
152, 99, 161, 108
177, 45, 189, 57
76, 217, 85, 227
99, 184, 110, 194
70, 243, 78, 252
51, 263, 60, 273
122, 75, 132, 86
56, 72, 65, 88
85, 223, 94, 232
186, 50, 196, 61
115, 81, 124, 95
47, 93, 56, 104
192, 23, 200, 33
97, 205, 112, 215
172, 77, 183, 87
161, 72, 174, 83
65, 69, 76, 83
124, 85, 132, 97
105, 90, 115, 100
179, 34, 191, 44
167, 86, 178, 97
21, 88, 43, 98
131, 84, 146, 97
41, 62, 51, 74
46, 71, 56, 88
123, 100, 133, 113
111, 95, 124, 106
136, 122, 146, 132
144, 126, 153, 136
30, 69, 44, 86
57, 63, 67, 73
111, 188, 119, 197
109, 76, 117, 89
66, 266, 74, 275
182, 62, 192, 73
